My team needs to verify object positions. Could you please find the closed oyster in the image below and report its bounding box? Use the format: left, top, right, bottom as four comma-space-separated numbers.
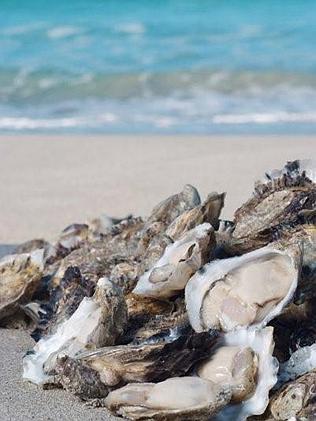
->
185, 245, 299, 333
133, 223, 214, 299
229, 160, 316, 254
75, 328, 219, 388
105, 376, 231, 420
51, 216, 144, 288
45, 223, 90, 265
0, 249, 44, 320
268, 369, 316, 420
14, 239, 50, 255
166, 192, 225, 240
146, 184, 201, 228
55, 355, 110, 400
23, 278, 127, 385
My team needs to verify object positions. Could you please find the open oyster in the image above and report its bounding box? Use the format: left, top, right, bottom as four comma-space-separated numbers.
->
105, 376, 231, 420
185, 245, 299, 333
26, 265, 95, 341
133, 223, 214, 299
0, 249, 44, 321
200, 328, 278, 419
23, 277, 127, 385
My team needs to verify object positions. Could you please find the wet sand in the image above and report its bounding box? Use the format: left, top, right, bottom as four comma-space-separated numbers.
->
0, 134, 315, 420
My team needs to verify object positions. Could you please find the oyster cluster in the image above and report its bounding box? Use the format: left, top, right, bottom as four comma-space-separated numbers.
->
1, 160, 316, 420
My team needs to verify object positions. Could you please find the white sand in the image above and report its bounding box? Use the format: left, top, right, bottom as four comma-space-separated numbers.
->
1, 135, 315, 244
0, 134, 315, 420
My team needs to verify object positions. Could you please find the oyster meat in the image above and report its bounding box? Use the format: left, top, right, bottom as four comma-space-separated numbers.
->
133, 223, 214, 299
105, 376, 231, 420
185, 245, 299, 332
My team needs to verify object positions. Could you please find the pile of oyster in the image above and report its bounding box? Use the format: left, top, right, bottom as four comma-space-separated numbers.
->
1, 159, 316, 420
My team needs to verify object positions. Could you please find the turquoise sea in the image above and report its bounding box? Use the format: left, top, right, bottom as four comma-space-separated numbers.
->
1, 0, 316, 133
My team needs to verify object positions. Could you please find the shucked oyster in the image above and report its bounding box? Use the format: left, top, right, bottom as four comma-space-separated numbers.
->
200, 328, 278, 420
23, 278, 127, 385
0, 249, 44, 321
133, 223, 214, 299
105, 376, 231, 420
185, 245, 299, 333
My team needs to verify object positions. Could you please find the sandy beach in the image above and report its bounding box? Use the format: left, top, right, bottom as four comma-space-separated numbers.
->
1, 134, 316, 420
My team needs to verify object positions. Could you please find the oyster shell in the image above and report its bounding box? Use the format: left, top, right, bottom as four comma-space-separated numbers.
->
55, 355, 110, 400
23, 277, 127, 385
75, 328, 220, 387
133, 223, 214, 299
267, 369, 316, 420
146, 184, 201, 227
206, 328, 278, 420
14, 239, 50, 255
105, 376, 231, 420
0, 249, 44, 320
51, 216, 144, 288
185, 245, 299, 333
229, 160, 316, 254
166, 192, 225, 240
28, 266, 95, 341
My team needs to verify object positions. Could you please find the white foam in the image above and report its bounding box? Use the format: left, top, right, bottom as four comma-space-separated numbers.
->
47, 26, 82, 39
115, 22, 146, 35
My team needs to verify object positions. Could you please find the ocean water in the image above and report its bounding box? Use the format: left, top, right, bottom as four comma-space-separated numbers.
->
1, 0, 316, 133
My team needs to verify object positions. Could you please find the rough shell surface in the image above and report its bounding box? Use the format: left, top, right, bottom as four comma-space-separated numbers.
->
0, 249, 44, 320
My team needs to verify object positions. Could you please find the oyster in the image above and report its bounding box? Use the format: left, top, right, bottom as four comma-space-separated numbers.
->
267, 369, 316, 420
166, 192, 225, 240
201, 328, 278, 419
0, 249, 44, 320
145, 184, 201, 227
75, 328, 220, 387
51, 216, 144, 288
28, 266, 95, 341
229, 160, 316, 254
133, 223, 214, 299
55, 355, 110, 400
23, 277, 127, 385
45, 223, 90, 265
197, 346, 257, 402
14, 239, 50, 255
105, 376, 231, 420
185, 245, 299, 333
